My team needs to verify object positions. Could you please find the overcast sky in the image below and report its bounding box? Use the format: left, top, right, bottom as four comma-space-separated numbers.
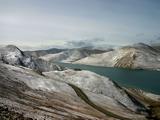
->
0, 0, 160, 49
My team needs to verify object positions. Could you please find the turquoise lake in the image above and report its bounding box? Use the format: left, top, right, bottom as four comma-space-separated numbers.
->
55, 62, 160, 95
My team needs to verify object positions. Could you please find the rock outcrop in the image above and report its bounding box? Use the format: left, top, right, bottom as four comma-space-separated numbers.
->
0, 45, 64, 72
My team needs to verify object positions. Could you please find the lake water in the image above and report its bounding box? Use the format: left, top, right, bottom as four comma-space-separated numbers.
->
55, 62, 160, 95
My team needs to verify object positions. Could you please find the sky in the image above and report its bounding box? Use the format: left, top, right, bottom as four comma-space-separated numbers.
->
0, 0, 160, 50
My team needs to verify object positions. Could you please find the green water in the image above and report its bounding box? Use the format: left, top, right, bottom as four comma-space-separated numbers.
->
56, 62, 160, 95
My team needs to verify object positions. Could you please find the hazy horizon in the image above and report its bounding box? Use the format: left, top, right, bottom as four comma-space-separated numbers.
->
1, 0, 160, 50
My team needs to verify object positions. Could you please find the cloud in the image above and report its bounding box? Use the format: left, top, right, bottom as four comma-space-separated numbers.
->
156, 36, 160, 40
67, 41, 91, 47
149, 34, 160, 44
66, 38, 105, 48
135, 33, 144, 37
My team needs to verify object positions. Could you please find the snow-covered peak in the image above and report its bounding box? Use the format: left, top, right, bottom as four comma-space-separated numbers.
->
124, 43, 158, 53
0, 45, 23, 65
40, 48, 105, 62
75, 44, 160, 70
5, 45, 22, 52
0, 45, 65, 72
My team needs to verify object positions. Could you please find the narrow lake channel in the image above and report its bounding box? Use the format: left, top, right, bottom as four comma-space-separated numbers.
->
55, 62, 160, 95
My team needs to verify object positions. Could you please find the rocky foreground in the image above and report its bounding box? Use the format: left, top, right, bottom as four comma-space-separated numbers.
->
0, 45, 160, 120
0, 62, 148, 120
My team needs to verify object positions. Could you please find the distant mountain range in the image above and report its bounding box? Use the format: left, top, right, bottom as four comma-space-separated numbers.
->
74, 43, 160, 70
39, 48, 108, 63
21, 43, 160, 70
10, 43, 160, 71
24, 48, 67, 58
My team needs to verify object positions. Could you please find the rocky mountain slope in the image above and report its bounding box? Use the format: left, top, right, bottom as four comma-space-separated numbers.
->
75, 43, 160, 70
43, 69, 144, 112
0, 63, 147, 120
0, 45, 64, 72
39, 48, 106, 63
0, 63, 108, 120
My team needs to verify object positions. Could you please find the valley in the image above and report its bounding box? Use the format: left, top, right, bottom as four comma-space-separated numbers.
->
0, 44, 159, 120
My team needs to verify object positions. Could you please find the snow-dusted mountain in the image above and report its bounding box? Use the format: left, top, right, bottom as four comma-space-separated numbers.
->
0, 45, 64, 72
75, 43, 160, 70
24, 48, 66, 58
0, 62, 147, 120
0, 45, 160, 119
40, 48, 106, 63
43, 69, 144, 112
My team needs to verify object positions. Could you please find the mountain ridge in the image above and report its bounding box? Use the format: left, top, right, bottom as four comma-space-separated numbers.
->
39, 48, 107, 63
0, 45, 65, 72
75, 43, 160, 70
